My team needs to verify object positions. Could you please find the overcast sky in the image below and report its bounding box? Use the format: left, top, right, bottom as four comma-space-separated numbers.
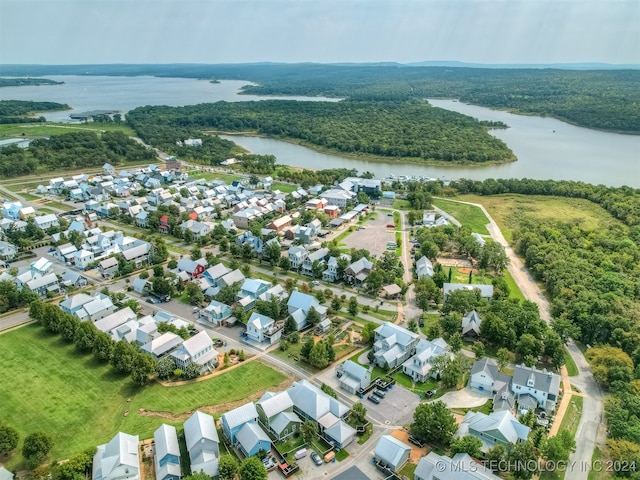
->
1, 0, 638, 65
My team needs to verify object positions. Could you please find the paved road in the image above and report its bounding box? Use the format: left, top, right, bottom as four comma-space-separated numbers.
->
436, 197, 605, 479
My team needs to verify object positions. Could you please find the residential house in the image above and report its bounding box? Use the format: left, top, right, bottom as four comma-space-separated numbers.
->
201, 263, 231, 290
511, 364, 561, 412
171, 331, 218, 373
237, 278, 270, 311
467, 358, 515, 412
336, 360, 371, 394
121, 242, 151, 267
0, 241, 17, 260
443, 283, 494, 299
60, 292, 95, 316
1, 201, 22, 220
34, 214, 60, 230
472, 232, 487, 247
402, 338, 452, 383
300, 247, 329, 276
0, 467, 13, 480
159, 215, 170, 234
324, 205, 340, 219
320, 189, 355, 208
415, 452, 502, 480
462, 310, 482, 337
60, 270, 89, 289
92, 432, 140, 480
184, 411, 219, 477
322, 256, 342, 283
154, 424, 181, 480
344, 258, 373, 285
177, 258, 206, 279
25, 273, 60, 297
180, 220, 214, 239
200, 300, 232, 325
287, 380, 355, 448
235, 422, 272, 459
217, 269, 245, 289
268, 215, 292, 232
99, 257, 119, 279
287, 246, 308, 270
287, 290, 327, 331
221, 402, 260, 444
455, 410, 530, 452
373, 435, 411, 473
132, 277, 150, 295
135, 210, 149, 228
141, 333, 184, 359
246, 312, 282, 345
415, 256, 434, 279
256, 391, 301, 441
74, 249, 95, 270
94, 307, 137, 335
75, 294, 116, 322
373, 322, 419, 369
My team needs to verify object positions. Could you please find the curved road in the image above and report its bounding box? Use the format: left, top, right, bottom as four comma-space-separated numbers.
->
437, 197, 605, 480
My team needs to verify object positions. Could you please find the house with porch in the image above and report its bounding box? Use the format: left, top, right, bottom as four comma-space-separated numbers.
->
200, 300, 232, 325
336, 360, 371, 394
287, 246, 308, 270
246, 312, 283, 345
99, 257, 119, 279
92, 432, 140, 480
0, 241, 17, 260
402, 338, 452, 383
236, 422, 272, 458
287, 290, 327, 331
455, 410, 530, 452
171, 331, 218, 373
256, 390, 301, 441
221, 402, 260, 444
344, 257, 373, 285
300, 247, 329, 276
237, 278, 270, 311
512, 364, 561, 413
373, 322, 419, 369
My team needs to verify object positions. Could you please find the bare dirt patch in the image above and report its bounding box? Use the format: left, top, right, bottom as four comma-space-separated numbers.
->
390, 429, 429, 463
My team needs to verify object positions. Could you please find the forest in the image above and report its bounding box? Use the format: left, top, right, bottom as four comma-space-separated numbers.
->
0, 130, 155, 176
2, 63, 638, 133
0, 78, 64, 87
126, 100, 514, 164
0, 100, 70, 124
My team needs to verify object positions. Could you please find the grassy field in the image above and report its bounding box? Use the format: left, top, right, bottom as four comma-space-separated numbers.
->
186, 170, 244, 183
0, 324, 287, 468
458, 194, 621, 241
559, 395, 584, 440
392, 199, 412, 210
564, 348, 579, 376
0, 122, 137, 138
431, 198, 490, 234
270, 182, 297, 193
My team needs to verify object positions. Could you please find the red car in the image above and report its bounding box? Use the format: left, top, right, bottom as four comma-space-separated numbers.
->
386, 224, 395, 228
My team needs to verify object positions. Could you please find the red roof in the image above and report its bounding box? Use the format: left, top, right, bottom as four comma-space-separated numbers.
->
189, 212, 198, 220
159, 215, 169, 223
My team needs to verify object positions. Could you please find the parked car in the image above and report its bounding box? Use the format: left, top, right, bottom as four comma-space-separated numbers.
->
386, 224, 395, 228
368, 394, 381, 404
408, 435, 425, 448
311, 452, 323, 466
373, 389, 386, 398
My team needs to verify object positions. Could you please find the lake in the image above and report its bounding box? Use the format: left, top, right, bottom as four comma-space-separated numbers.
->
1, 76, 638, 187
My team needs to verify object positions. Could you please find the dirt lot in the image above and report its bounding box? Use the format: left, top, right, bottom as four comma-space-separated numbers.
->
341, 213, 395, 258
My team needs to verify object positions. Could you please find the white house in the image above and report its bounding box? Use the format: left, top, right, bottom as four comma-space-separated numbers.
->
171, 331, 218, 373
373, 435, 412, 473
415, 256, 434, 279
372, 322, 419, 369
92, 432, 140, 480
511, 364, 561, 412
184, 411, 219, 477
402, 338, 452, 383
246, 312, 282, 345
336, 360, 371, 394
34, 214, 59, 230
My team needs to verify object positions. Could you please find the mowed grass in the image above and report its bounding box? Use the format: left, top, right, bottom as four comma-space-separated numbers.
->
457, 194, 621, 242
0, 122, 137, 138
186, 170, 244, 183
0, 324, 286, 467
270, 182, 297, 193
431, 198, 490, 234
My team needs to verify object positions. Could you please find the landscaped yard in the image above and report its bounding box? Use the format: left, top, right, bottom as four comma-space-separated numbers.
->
0, 324, 287, 468
432, 198, 490, 234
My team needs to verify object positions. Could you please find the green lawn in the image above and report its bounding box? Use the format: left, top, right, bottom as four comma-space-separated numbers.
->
399, 463, 417, 479
559, 395, 583, 440
392, 199, 412, 210
420, 313, 441, 336
186, 170, 244, 183
270, 182, 297, 193
0, 325, 286, 468
432, 198, 490, 234
564, 348, 579, 377
588, 447, 610, 480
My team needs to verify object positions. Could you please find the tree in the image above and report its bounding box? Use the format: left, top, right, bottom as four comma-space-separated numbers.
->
605, 438, 640, 478
300, 337, 314, 360
450, 435, 483, 458
184, 473, 213, 480
441, 357, 463, 388
361, 322, 376, 346
74, 321, 97, 351
348, 296, 359, 317
449, 332, 463, 352
157, 356, 177, 379
131, 353, 157, 385
22, 432, 53, 468
0, 424, 18, 454
185, 282, 205, 305
219, 454, 240, 480
182, 361, 202, 380
110, 340, 138, 374
472, 341, 485, 359
506, 441, 537, 479
239, 456, 267, 480
410, 401, 457, 447
587, 346, 634, 387
278, 256, 291, 271
263, 241, 281, 266
321, 383, 338, 399
439, 313, 462, 337
309, 341, 329, 369
306, 306, 321, 326
516, 333, 542, 359
300, 420, 318, 444
408, 319, 418, 333
350, 402, 367, 425
54, 450, 93, 480
496, 347, 510, 370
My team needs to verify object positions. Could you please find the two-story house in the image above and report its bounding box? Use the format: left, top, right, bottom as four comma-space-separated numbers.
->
287, 290, 327, 331
373, 322, 419, 369
336, 360, 371, 394
462, 310, 482, 337
237, 278, 270, 311
176, 258, 207, 279
287, 246, 308, 270
511, 364, 561, 413
415, 452, 502, 480
92, 432, 140, 480
246, 312, 282, 345
256, 391, 301, 441
221, 402, 260, 444
199, 300, 232, 325
402, 338, 452, 383
153, 424, 181, 480
455, 410, 530, 452
184, 411, 219, 477
415, 256, 434, 279
171, 331, 218, 373
344, 258, 374, 285
99, 257, 119, 279
300, 247, 329, 277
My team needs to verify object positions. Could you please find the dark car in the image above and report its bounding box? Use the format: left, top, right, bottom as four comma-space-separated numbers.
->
310, 452, 323, 466
408, 435, 425, 448
145, 298, 155, 304
368, 394, 381, 404
373, 389, 386, 398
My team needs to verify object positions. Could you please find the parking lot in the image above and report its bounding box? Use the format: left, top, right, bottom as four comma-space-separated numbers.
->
341, 212, 396, 258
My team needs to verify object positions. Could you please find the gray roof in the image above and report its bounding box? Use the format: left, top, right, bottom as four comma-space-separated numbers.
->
341, 360, 368, 382
457, 410, 530, 445
0, 467, 14, 480
94, 307, 137, 334
154, 423, 180, 465
415, 452, 501, 480
331, 466, 371, 480
287, 379, 349, 421
235, 422, 270, 453
258, 390, 294, 419
470, 357, 499, 378
184, 410, 219, 451
93, 432, 139, 480
270, 411, 301, 435
122, 243, 150, 260
222, 402, 258, 430
141, 332, 183, 357
373, 435, 411, 470
462, 310, 482, 335
324, 420, 356, 445
26, 273, 58, 290
512, 364, 561, 396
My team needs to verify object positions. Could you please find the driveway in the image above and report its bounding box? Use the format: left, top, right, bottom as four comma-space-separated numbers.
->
342, 212, 395, 258
434, 387, 490, 409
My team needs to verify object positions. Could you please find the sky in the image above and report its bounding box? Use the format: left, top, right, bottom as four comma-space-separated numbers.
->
1, 0, 638, 65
